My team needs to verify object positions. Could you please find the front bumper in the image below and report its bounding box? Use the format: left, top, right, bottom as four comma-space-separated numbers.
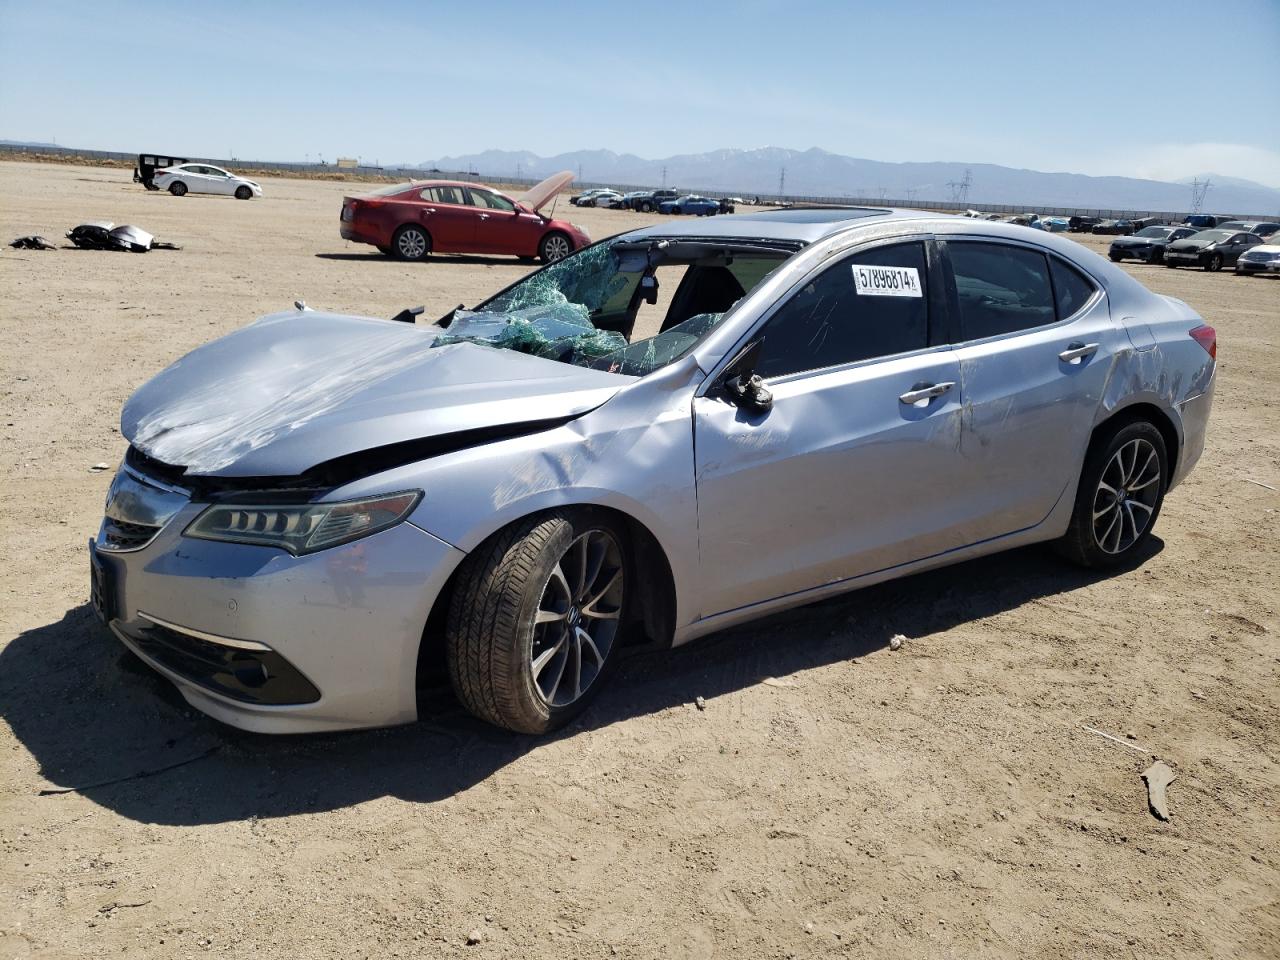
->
1165, 250, 1206, 266
92, 500, 465, 733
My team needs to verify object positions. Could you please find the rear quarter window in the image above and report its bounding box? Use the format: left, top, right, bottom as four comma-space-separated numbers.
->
1050, 258, 1098, 320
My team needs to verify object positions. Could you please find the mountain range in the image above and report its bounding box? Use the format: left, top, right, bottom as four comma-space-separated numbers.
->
418, 147, 1280, 215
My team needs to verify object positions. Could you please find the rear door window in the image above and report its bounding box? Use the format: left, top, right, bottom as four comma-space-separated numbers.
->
754, 241, 931, 379
948, 242, 1056, 340
421, 186, 465, 205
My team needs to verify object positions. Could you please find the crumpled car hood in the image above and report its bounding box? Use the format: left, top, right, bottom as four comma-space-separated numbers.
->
122, 311, 628, 478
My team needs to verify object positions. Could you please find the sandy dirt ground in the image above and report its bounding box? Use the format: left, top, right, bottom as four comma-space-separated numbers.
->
1, 160, 1277, 959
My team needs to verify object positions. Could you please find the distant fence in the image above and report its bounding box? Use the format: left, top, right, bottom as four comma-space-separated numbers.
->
2, 142, 1269, 221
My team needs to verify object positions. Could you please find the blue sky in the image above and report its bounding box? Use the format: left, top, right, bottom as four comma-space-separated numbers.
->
2, 0, 1277, 186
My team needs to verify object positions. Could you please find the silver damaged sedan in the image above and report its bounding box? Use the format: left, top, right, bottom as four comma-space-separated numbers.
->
92, 208, 1216, 734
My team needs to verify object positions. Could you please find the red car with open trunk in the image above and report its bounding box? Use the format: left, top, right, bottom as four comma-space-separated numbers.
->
340, 171, 589, 263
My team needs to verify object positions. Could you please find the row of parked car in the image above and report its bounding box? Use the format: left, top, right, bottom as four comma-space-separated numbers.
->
570, 188, 742, 215
1107, 219, 1279, 274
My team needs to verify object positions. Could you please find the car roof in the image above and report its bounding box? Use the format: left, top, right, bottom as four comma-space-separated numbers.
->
623, 206, 932, 244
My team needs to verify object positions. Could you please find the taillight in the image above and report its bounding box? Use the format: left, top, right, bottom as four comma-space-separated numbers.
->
1189, 324, 1216, 359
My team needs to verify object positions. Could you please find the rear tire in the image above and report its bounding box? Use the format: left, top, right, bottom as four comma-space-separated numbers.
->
1056, 420, 1167, 569
1109, 252, 1123, 262
445, 510, 631, 734
234, 185, 252, 200
168, 181, 188, 197
392, 224, 430, 261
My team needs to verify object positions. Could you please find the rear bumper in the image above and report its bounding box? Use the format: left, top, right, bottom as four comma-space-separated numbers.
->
93, 512, 465, 733
1173, 369, 1215, 488
340, 222, 383, 245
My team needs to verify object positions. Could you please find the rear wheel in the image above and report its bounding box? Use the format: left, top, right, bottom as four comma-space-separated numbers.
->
446, 510, 630, 733
639, 201, 653, 213
1205, 253, 1224, 272
168, 181, 188, 197
1109, 252, 1123, 262
1056, 420, 1167, 569
539, 231, 572, 264
234, 185, 252, 200
392, 224, 430, 261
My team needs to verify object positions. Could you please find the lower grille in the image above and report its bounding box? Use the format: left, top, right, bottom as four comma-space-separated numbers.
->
102, 516, 161, 551
120, 620, 321, 705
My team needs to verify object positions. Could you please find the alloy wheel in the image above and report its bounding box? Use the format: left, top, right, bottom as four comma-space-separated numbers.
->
543, 234, 570, 262
529, 529, 624, 707
398, 229, 427, 259
1092, 438, 1161, 554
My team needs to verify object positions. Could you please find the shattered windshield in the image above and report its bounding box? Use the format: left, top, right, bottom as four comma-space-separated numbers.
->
433, 239, 793, 377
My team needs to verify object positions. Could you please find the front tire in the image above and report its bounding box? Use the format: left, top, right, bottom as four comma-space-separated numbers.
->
392, 224, 430, 261
446, 510, 630, 734
1206, 253, 1223, 272
1109, 252, 1123, 262
234, 185, 252, 200
168, 181, 188, 197
1056, 420, 1167, 569
539, 231, 572, 263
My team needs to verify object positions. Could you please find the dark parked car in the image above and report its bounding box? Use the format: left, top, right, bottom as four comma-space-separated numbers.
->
1092, 219, 1135, 236
1109, 225, 1201, 264
1181, 214, 1236, 230
1164, 230, 1263, 271
132, 153, 188, 190
1068, 216, 1102, 233
1218, 221, 1280, 240
629, 189, 680, 213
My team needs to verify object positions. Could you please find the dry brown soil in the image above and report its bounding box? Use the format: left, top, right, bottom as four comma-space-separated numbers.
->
1, 161, 1277, 959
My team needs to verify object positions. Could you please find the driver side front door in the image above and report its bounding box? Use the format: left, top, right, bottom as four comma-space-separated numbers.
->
692, 238, 970, 618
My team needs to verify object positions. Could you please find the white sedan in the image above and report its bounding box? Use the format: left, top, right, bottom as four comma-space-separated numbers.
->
152, 163, 263, 199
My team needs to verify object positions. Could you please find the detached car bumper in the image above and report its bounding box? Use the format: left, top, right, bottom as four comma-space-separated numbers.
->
91, 495, 464, 733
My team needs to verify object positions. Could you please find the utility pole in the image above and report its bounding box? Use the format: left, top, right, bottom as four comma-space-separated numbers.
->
1190, 178, 1211, 214
516, 162, 522, 179
661, 165, 667, 187
577, 162, 583, 181
778, 166, 786, 197
905, 187, 919, 205
946, 169, 972, 205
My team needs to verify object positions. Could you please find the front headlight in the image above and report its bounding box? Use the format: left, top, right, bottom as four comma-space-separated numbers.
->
184, 490, 421, 555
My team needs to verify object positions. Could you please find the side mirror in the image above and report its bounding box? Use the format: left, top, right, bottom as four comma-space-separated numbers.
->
719, 339, 773, 413
640, 274, 659, 305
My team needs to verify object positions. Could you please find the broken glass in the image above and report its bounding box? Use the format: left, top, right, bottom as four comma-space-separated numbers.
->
435, 302, 628, 363
593, 313, 725, 376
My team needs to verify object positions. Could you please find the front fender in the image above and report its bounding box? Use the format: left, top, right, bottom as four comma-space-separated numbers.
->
331, 358, 706, 629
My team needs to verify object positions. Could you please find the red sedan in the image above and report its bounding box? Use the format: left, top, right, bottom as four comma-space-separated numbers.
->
339, 171, 589, 263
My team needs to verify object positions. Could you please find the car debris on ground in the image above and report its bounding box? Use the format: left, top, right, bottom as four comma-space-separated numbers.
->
8, 235, 57, 250
65, 223, 182, 253
1141, 760, 1176, 821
